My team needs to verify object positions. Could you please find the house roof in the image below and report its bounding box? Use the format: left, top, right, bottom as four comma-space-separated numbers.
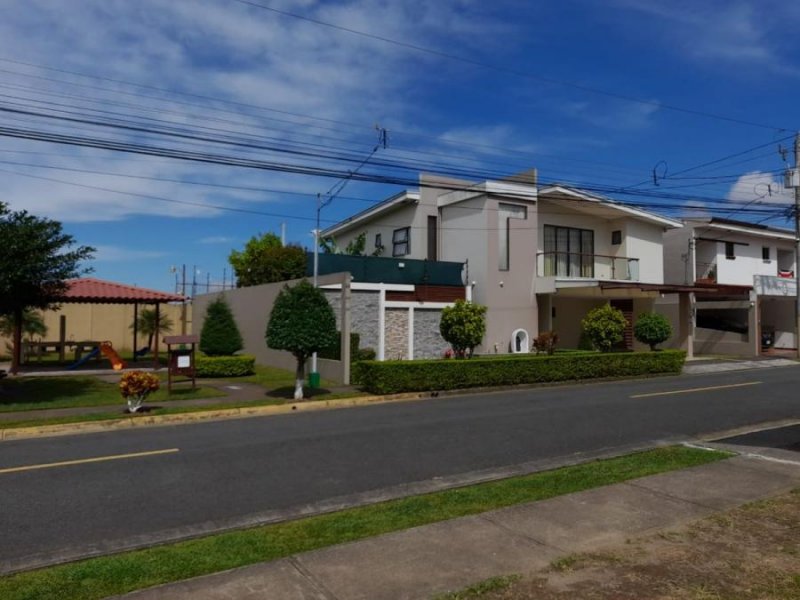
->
61, 278, 186, 304
539, 186, 683, 229
321, 190, 420, 237
687, 217, 795, 241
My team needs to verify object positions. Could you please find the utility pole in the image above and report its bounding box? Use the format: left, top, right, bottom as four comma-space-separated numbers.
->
793, 133, 800, 359
181, 264, 187, 335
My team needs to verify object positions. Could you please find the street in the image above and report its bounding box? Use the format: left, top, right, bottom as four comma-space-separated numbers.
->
1, 365, 799, 573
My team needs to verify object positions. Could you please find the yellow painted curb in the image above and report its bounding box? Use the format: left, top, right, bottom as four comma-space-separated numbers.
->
0, 391, 431, 441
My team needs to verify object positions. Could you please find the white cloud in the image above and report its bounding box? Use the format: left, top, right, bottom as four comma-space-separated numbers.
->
727, 170, 794, 204
198, 235, 235, 245
609, 0, 800, 76
93, 245, 167, 262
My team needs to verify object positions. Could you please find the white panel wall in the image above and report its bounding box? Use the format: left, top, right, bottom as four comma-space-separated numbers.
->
714, 234, 783, 286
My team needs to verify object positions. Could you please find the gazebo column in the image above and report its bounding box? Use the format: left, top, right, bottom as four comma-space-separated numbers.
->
132, 302, 138, 363
154, 302, 161, 370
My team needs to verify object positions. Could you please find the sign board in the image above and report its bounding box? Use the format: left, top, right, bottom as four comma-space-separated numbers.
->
754, 275, 797, 297
177, 355, 191, 369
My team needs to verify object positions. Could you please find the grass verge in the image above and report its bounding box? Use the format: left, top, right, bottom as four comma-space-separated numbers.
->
0, 445, 731, 600
434, 575, 522, 599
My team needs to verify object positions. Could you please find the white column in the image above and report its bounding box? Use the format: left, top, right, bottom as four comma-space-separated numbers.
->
407, 306, 415, 360
378, 284, 386, 361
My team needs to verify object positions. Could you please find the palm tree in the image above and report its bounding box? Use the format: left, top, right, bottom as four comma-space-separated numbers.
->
130, 308, 173, 351
0, 309, 48, 341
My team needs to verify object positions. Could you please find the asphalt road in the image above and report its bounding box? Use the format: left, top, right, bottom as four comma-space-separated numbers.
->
2, 365, 799, 572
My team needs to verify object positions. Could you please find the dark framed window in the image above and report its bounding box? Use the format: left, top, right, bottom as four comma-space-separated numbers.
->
427, 216, 438, 261
375, 233, 383, 251
543, 225, 594, 277
725, 242, 735, 260
611, 230, 622, 245
392, 227, 410, 257
762, 246, 770, 262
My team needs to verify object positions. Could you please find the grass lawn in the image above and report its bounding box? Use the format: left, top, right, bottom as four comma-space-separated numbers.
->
240, 364, 337, 389
0, 446, 731, 600
0, 376, 221, 413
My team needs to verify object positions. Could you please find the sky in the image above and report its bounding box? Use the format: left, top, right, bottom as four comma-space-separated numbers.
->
0, 0, 799, 292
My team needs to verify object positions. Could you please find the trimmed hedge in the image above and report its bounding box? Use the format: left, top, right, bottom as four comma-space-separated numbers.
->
195, 355, 256, 378
353, 350, 686, 394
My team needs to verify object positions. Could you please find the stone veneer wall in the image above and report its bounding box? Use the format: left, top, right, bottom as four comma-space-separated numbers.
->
384, 308, 409, 360
413, 308, 447, 359
324, 290, 380, 352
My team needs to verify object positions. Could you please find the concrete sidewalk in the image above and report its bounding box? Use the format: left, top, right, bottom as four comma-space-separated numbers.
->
116, 446, 800, 600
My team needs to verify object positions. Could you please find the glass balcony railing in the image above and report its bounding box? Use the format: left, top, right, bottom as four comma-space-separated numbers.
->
536, 252, 640, 281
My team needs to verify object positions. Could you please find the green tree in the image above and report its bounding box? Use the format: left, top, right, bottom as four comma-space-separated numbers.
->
229, 233, 307, 287
265, 280, 338, 400
200, 296, 243, 356
320, 232, 367, 256
130, 308, 174, 351
439, 300, 487, 358
0, 203, 94, 373
633, 312, 672, 351
581, 303, 628, 352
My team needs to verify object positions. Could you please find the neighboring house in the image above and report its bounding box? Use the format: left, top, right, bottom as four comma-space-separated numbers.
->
662, 217, 797, 356
323, 172, 694, 356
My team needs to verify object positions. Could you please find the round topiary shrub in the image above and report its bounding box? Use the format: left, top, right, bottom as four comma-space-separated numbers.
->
633, 312, 672, 351
581, 303, 628, 352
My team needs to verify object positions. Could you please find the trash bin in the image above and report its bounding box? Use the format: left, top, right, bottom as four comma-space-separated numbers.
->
761, 327, 775, 350
308, 371, 321, 389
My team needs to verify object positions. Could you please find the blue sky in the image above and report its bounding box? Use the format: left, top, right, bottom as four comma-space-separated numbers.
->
1, 0, 799, 291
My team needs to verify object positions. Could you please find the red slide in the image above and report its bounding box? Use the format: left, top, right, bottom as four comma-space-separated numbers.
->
100, 341, 126, 371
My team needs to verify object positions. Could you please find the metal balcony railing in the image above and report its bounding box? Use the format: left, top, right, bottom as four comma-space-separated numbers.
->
536, 252, 640, 281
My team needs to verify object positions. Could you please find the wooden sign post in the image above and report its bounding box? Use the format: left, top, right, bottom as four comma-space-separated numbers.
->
163, 334, 198, 393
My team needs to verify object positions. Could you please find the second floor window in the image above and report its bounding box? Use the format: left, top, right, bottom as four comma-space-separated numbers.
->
725, 242, 735, 260
543, 225, 594, 277
375, 233, 383, 253
762, 246, 770, 262
392, 227, 410, 257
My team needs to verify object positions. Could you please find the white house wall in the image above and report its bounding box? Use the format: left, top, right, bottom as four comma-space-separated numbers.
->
624, 220, 666, 284
714, 233, 790, 286
329, 202, 431, 259
663, 227, 694, 284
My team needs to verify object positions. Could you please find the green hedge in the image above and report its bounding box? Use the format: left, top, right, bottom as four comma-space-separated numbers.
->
353, 350, 686, 394
195, 355, 256, 378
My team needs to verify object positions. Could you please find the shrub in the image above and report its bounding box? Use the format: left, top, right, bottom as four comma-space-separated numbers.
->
581, 304, 628, 352
266, 279, 338, 400
634, 312, 672, 351
353, 351, 686, 394
195, 355, 255, 377
119, 370, 160, 413
533, 331, 558, 355
318, 332, 361, 362
354, 347, 376, 361
439, 300, 487, 358
200, 296, 244, 356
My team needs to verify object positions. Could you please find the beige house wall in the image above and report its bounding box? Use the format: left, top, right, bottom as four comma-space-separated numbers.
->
0, 302, 187, 355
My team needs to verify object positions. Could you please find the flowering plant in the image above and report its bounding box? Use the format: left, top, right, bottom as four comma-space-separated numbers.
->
119, 371, 160, 413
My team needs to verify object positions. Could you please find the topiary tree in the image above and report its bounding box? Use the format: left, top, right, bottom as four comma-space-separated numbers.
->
266, 279, 338, 400
439, 300, 487, 358
581, 303, 628, 352
200, 296, 244, 356
633, 312, 672, 351
228, 232, 307, 287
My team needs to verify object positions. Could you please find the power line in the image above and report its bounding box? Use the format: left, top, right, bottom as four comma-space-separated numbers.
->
230, 0, 790, 132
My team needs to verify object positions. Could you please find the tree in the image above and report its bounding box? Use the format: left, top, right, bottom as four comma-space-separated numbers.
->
320, 232, 367, 256
265, 280, 338, 400
200, 296, 243, 356
130, 308, 174, 351
229, 233, 307, 287
0, 203, 94, 373
581, 303, 628, 352
633, 312, 672, 351
439, 300, 487, 358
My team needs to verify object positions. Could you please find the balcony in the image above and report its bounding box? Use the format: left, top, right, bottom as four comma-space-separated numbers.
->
536, 252, 640, 281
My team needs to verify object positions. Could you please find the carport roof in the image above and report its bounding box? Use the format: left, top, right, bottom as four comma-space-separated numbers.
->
598, 281, 752, 295
60, 277, 186, 304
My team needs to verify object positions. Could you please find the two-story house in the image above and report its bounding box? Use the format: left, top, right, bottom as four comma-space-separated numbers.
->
323, 172, 692, 357
662, 217, 797, 356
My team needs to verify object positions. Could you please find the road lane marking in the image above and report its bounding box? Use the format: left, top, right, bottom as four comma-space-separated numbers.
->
630, 381, 761, 399
0, 448, 179, 475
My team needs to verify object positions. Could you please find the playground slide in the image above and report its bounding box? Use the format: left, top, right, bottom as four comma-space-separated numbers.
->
100, 342, 126, 371
66, 347, 100, 371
